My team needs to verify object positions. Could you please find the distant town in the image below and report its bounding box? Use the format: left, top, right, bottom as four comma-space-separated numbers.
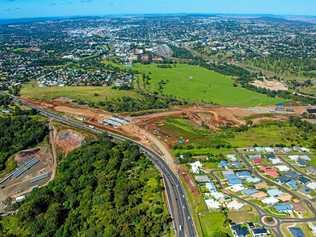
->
0, 14, 316, 237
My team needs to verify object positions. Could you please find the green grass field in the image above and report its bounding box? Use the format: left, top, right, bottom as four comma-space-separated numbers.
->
301, 85, 316, 96
101, 59, 130, 70
180, 175, 231, 237
134, 64, 283, 106
21, 83, 141, 103
160, 118, 316, 156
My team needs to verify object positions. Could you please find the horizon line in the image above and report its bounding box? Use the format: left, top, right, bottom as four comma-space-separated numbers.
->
1, 12, 316, 21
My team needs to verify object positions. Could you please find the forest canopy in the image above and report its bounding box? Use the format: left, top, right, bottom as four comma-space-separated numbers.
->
0, 115, 48, 171
0, 140, 171, 237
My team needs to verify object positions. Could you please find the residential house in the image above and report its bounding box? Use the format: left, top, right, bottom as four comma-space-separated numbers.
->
190, 161, 202, 174
298, 176, 310, 185
210, 191, 225, 201
289, 227, 304, 237
253, 158, 262, 165
287, 179, 298, 190
231, 161, 242, 168
262, 197, 279, 205
260, 166, 279, 178
279, 171, 299, 184
293, 203, 305, 213
269, 157, 282, 165
205, 199, 221, 210
252, 191, 268, 200
229, 184, 245, 192
227, 154, 237, 161
236, 171, 252, 179
307, 182, 316, 190
242, 189, 258, 196
205, 182, 217, 192
278, 193, 292, 202
274, 203, 293, 213
251, 227, 268, 237
195, 175, 210, 183
307, 223, 316, 235
289, 155, 300, 162
227, 199, 244, 211
219, 160, 229, 169
297, 159, 308, 167
255, 182, 268, 190
246, 176, 261, 183
230, 223, 249, 237
276, 165, 290, 172
223, 171, 242, 186
267, 188, 283, 197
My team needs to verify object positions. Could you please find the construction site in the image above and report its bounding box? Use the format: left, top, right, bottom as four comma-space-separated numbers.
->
0, 147, 53, 208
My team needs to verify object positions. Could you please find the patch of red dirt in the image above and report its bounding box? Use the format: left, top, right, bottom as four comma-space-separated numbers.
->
14, 147, 52, 167
178, 167, 199, 196
15, 148, 41, 164
55, 129, 85, 154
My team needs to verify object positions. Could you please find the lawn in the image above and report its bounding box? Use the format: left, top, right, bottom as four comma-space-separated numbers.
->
101, 59, 129, 70
134, 63, 283, 107
228, 205, 259, 224
161, 118, 230, 148
199, 212, 231, 237
228, 124, 302, 147
311, 154, 316, 168
21, 83, 141, 103
160, 118, 315, 156
180, 175, 231, 237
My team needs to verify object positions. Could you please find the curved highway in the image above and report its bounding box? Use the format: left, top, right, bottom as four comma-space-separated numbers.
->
15, 97, 196, 237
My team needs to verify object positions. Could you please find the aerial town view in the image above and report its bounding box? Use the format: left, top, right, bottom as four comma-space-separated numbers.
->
0, 1, 316, 237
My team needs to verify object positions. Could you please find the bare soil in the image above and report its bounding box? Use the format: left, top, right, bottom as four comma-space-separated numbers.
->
251, 79, 288, 91
55, 129, 85, 155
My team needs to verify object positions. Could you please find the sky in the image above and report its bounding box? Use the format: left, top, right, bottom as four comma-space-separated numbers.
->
1, 0, 316, 19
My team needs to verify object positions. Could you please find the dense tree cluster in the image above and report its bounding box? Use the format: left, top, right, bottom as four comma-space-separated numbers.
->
0, 115, 48, 171
169, 45, 194, 59
0, 140, 171, 237
190, 58, 252, 79
289, 116, 315, 134
0, 94, 12, 106
247, 57, 316, 77
99, 94, 182, 113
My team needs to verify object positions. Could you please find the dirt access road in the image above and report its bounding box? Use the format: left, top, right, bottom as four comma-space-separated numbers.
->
19, 97, 310, 176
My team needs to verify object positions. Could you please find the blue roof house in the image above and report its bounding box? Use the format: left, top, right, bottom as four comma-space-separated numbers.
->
226, 174, 242, 186
252, 227, 268, 237
231, 161, 242, 168
298, 176, 310, 185
219, 160, 229, 169
267, 188, 282, 197
289, 227, 305, 237
205, 182, 217, 192
236, 171, 252, 179
287, 180, 298, 190
231, 224, 249, 237
274, 203, 293, 213
297, 158, 308, 167
279, 175, 291, 184
242, 189, 257, 196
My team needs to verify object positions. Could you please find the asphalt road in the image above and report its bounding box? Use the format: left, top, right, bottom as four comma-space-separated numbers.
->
238, 152, 316, 215
210, 153, 316, 237
15, 97, 196, 237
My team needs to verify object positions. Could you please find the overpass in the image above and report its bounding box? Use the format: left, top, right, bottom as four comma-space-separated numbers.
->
14, 96, 196, 237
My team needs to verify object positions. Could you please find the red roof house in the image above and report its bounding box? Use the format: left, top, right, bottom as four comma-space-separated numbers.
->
260, 166, 279, 178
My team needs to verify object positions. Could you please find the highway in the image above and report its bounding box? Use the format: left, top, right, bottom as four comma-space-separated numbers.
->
15, 97, 196, 237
